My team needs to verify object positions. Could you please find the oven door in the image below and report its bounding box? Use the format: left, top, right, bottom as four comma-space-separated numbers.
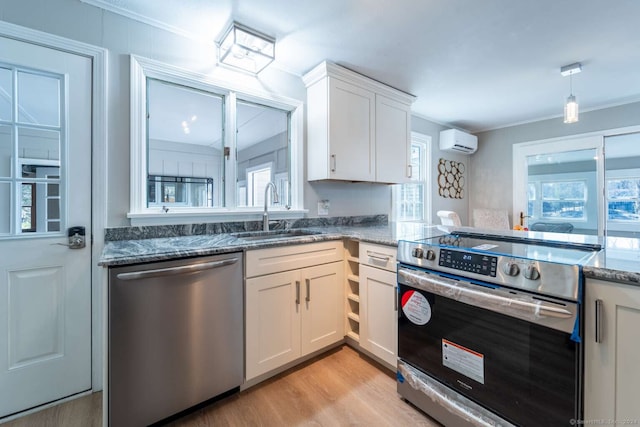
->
397, 266, 581, 427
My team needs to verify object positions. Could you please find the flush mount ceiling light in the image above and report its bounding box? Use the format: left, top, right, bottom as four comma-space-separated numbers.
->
217, 22, 275, 74
561, 62, 582, 124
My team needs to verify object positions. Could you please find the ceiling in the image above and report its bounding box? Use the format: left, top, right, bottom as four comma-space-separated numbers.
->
83, 0, 640, 132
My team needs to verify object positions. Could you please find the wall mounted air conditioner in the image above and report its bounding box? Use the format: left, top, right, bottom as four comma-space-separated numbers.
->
439, 129, 478, 154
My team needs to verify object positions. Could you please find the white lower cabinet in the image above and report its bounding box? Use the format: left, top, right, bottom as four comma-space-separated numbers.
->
359, 264, 397, 367
358, 243, 398, 368
245, 242, 344, 381
245, 270, 301, 380
584, 278, 640, 421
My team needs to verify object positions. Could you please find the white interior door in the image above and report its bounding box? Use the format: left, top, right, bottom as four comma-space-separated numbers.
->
0, 36, 92, 418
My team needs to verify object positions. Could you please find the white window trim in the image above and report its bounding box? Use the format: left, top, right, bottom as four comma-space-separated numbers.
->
128, 55, 305, 225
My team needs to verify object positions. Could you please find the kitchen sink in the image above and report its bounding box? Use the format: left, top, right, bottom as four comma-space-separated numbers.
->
232, 229, 325, 242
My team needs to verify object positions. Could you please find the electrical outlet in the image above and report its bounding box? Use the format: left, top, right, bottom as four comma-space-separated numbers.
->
318, 199, 330, 216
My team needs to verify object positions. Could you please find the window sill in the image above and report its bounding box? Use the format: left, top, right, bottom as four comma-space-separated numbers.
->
127, 208, 309, 226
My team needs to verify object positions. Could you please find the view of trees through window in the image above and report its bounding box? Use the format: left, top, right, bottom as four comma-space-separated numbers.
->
607, 178, 640, 221
541, 181, 586, 219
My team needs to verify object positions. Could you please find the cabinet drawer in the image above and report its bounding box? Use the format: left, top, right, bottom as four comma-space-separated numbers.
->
246, 240, 344, 278
359, 242, 397, 272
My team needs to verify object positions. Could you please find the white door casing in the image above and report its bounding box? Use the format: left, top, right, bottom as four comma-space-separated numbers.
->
0, 36, 92, 418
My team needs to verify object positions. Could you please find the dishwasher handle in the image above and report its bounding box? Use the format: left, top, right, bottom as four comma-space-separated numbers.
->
116, 257, 239, 281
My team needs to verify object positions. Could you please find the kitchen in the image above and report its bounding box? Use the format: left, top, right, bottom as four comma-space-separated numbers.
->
1, 0, 640, 426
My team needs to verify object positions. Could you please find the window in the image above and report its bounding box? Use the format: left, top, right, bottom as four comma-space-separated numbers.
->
147, 79, 224, 208
245, 164, 272, 207
541, 180, 587, 219
21, 183, 36, 232
129, 56, 303, 224
607, 178, 640, 221
0, 65, 64, 235
393, 133, 431, 222
236, 100, 289, 208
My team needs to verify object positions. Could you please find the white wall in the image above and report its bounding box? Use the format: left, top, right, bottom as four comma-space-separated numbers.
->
470, 102, 640, 227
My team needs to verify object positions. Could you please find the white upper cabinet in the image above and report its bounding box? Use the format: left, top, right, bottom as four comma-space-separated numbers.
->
303, 61, 415, 184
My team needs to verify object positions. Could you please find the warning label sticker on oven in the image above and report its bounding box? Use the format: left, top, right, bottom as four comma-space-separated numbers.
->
401, 290, 431, 325
442, 339, 485, 384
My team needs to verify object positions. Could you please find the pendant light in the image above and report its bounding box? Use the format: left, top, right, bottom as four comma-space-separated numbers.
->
561, 63, 582, 124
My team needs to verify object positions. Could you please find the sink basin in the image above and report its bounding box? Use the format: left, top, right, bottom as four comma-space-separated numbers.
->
232, 229, 324, 242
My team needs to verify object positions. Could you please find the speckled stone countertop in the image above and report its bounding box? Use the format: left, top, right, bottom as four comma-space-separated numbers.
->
99, 222, 445, 267
583, 235, 640, 285
99, 221, 640, 287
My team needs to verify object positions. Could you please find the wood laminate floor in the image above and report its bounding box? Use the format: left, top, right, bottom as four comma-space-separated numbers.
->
3, 345, 439, 427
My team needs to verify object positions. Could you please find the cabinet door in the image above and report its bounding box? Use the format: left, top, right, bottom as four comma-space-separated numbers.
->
375, 94, 411, 184
328, 78, 375, 181
359, 264, 398, 367
585, 279, 640, 420
246, 270, 301, 381
301, 262, 345, 355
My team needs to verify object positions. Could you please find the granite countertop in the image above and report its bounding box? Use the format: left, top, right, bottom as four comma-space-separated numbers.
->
99, 222, 640, 287
99, 222, 445, 267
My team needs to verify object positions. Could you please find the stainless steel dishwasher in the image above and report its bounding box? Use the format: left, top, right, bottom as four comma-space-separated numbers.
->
108, 252, 243, 427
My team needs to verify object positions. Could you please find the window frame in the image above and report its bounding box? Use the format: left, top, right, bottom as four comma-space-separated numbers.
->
128, 55, 304, 225
539, 179, 588, 220
392, 132, 432, 223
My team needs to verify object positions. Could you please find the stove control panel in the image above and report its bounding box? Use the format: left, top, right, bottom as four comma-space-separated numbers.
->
438, 249, 498, 277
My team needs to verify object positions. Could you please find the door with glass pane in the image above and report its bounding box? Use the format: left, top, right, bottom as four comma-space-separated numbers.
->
0, 37, 92, 417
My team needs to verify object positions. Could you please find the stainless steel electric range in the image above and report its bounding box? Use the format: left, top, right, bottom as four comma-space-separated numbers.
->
396, 231, 601, 427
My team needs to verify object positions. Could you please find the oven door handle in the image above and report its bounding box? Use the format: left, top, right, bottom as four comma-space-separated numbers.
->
398, 268, 576, 328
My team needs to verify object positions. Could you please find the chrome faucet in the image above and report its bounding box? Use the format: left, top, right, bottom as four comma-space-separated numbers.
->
263, 182, 279, 231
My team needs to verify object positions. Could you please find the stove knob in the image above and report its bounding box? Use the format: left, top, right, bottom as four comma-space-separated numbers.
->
502, 261, 520, 277
411, 247, 424, 259
524, 265, 541, 281
425, 249, 436, 261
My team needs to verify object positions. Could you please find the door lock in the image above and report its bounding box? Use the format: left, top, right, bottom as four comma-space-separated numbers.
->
67, 226, 86, 249
54, 226, 86, 249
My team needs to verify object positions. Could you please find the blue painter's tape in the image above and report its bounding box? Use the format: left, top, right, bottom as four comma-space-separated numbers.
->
570, 269, 584, 343
397, 371, 405, 383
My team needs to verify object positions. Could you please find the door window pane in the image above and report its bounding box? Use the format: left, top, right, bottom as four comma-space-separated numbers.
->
1, 66, 63, 236
0, 67, 11, 121
18, 128, 60, 162
147, 79, 224, 208
17, 71, 60, 126
0, 125, 11, 177
21, 183, 35, 232
236, 100, 289, 208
